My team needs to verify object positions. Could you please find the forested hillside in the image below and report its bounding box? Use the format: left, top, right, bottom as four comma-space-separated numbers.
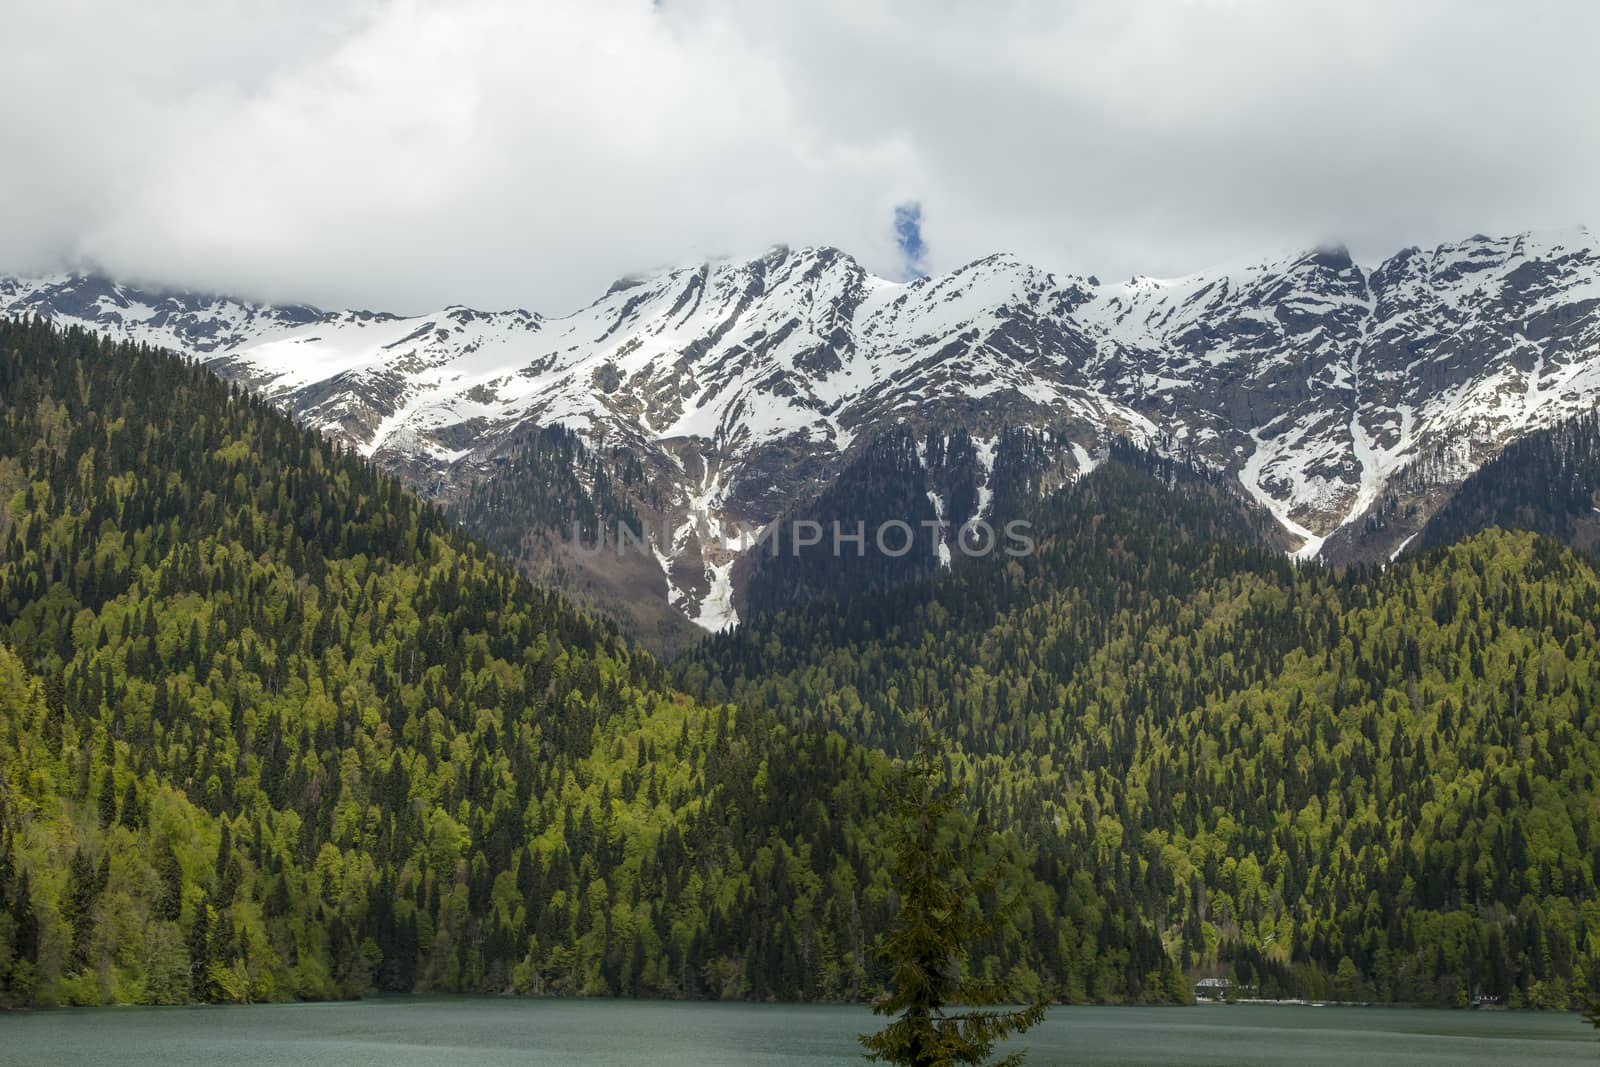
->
1418, 408, 1600, 554
450, 424, 651, 552
682, 458, 1600, 1009
6, 316, 1595, 1015
0, 319, 1176, 1008
740, 426, 1093, 619
443, 426, 699, 652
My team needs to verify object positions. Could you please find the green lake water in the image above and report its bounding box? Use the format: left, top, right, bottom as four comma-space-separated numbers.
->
0, 999, 1593, 1065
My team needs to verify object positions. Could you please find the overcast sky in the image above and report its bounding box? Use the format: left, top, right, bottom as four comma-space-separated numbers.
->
4, 0, 1597, 314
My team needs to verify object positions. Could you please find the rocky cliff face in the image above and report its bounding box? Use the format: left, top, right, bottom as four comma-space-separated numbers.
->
7, 227, 1597, 630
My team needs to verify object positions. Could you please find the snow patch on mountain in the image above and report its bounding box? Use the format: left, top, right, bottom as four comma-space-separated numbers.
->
6, 226, 1599, 628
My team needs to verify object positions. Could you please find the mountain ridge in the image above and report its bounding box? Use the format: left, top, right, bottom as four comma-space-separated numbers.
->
5, 226, 1597, 631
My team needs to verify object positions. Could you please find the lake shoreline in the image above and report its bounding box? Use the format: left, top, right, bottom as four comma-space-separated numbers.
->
3, 991, 1581, 1016
1, 999, 1593, 1066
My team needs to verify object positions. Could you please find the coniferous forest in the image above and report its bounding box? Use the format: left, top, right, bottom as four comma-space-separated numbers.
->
681, 445, 1600, 1010
0, 320, 1171, 1007
0, 318, 1598, 1014
1418, 410, 1600, 553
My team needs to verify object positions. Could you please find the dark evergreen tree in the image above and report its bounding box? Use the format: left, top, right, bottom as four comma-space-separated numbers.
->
97, 768, 117, 828
154, 841, 184, 923
862, 741, 1046, 1066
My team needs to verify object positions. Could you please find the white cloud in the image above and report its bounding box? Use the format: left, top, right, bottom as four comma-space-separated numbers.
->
3, 0, 1596, 312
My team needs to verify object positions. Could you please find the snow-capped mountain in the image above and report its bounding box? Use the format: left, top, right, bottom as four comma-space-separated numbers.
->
5, 228, 1597, 630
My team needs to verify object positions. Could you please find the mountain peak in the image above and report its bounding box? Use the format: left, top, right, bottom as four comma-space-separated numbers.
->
1301, 243, 1355, 272
5, 227, 1599, 627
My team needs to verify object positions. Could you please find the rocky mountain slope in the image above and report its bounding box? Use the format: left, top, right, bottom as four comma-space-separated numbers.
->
4, 227, 1596, 631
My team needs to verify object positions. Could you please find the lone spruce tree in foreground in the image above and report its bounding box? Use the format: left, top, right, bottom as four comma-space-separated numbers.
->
861, 740, 1048, 1066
